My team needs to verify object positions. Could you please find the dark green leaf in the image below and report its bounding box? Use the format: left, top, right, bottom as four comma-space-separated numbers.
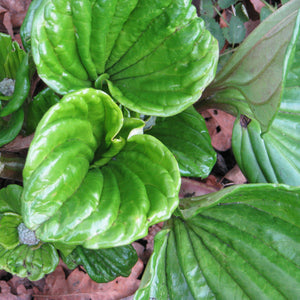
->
64, 245, 137, 283
26, 87, 60, 134
222, 16, 246, 44
202, 15, 225, 49
147, 106, 216, 178
0, 108, 24, 147
218, 0, 237, 9
135, 184, 300, 299
0, 184, 22, 214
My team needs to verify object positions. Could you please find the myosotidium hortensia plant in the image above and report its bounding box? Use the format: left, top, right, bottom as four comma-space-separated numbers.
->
0, 0, 299, 299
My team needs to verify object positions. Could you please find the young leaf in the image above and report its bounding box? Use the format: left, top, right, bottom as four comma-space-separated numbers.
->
205, 0, 300, 132
31, 0, 218, 117
0, 185, 59, 281
231, 11, 300, 185
135, 184, 300, 299
22, 88, 180, 248
146, 106, 216, 178
64, 245, 137, 283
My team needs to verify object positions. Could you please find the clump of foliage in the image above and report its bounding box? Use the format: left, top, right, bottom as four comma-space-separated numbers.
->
0, 0, 300, 298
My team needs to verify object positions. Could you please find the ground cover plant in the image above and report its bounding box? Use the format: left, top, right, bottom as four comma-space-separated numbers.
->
0, 0, 300, 299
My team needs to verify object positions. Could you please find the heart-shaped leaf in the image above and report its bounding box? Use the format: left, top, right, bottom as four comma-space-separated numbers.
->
63, 244, 137, 283
134, 184, 300, 299
31, 0, 218, 117
22, 88, 180, 248
231, 11, 300, 185
146, 106, 216, 178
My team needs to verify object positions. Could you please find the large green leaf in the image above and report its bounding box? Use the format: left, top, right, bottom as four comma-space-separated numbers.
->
146, 106, 216, 178
22, 88, 180, 248
31, 0, 218, 117
231, 12, 300, 185
134, 184, 300, 299
63, 244, 137, 283
0, 185, 59, 281
205, 0, 300, 132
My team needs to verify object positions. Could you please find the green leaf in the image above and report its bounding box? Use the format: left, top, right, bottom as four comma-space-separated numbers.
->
0, 108, 24, 147
218, 0, 237, 9
0, 243, 59, 281
260, 6, 273, 21
0, 33, 25, 81
0, 213, 22, 249
31, 0, 218, 117
231, 11, 300, 185
135, 184, 300, 299
0, 184, 22, 214
64, 244, 137, 283
202, 15, 225, 49
199, 0, 215, 18
26, 87, 60, 134
222, 16, 246, 44
22, 88, 180, 248
146, 106, 216, 178
206, 0, 300, 132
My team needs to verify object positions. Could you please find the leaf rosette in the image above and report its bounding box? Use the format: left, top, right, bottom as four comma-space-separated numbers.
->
30, 0, 218, 117
22, 88, 180, 249
0, 185, 59, 281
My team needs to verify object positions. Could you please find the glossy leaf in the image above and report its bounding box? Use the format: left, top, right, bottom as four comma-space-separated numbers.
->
22, 88, 180, 248
0, 184, 22, 214
206, 0, 300, 132
231, 11, 300, 185
146, 106, 216, 178
0, 108, 24, 147
64, 244, 137, 283
0, 243, 59, 281
31, 0, 218, 117
26, 87, 60, 134
0, 33, 25, 81
0, 185, 59, 281
135, 184, 300, 299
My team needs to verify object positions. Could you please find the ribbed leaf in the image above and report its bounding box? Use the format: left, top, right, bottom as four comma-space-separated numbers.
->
135, 184, 300, 299
231, 11, 300, 185
0, 185, 59, 281
0, 243, 59, 281
147, 106, 216, 177
64, 244, 137, 283
206, 0, 300, 132
0, 33, 25, 81
31, 0, 218, 117
22, 88, 180, 248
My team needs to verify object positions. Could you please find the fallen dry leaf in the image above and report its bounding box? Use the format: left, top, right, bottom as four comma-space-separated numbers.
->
0, 134, 34, 152
33, 259, 144, 300
179, 177, 221, 198
0, 278, 33, 300
201, 109, 235, 152
224, 164, 247, 185
250, 0, 265, 13
0, 0, 31, 37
